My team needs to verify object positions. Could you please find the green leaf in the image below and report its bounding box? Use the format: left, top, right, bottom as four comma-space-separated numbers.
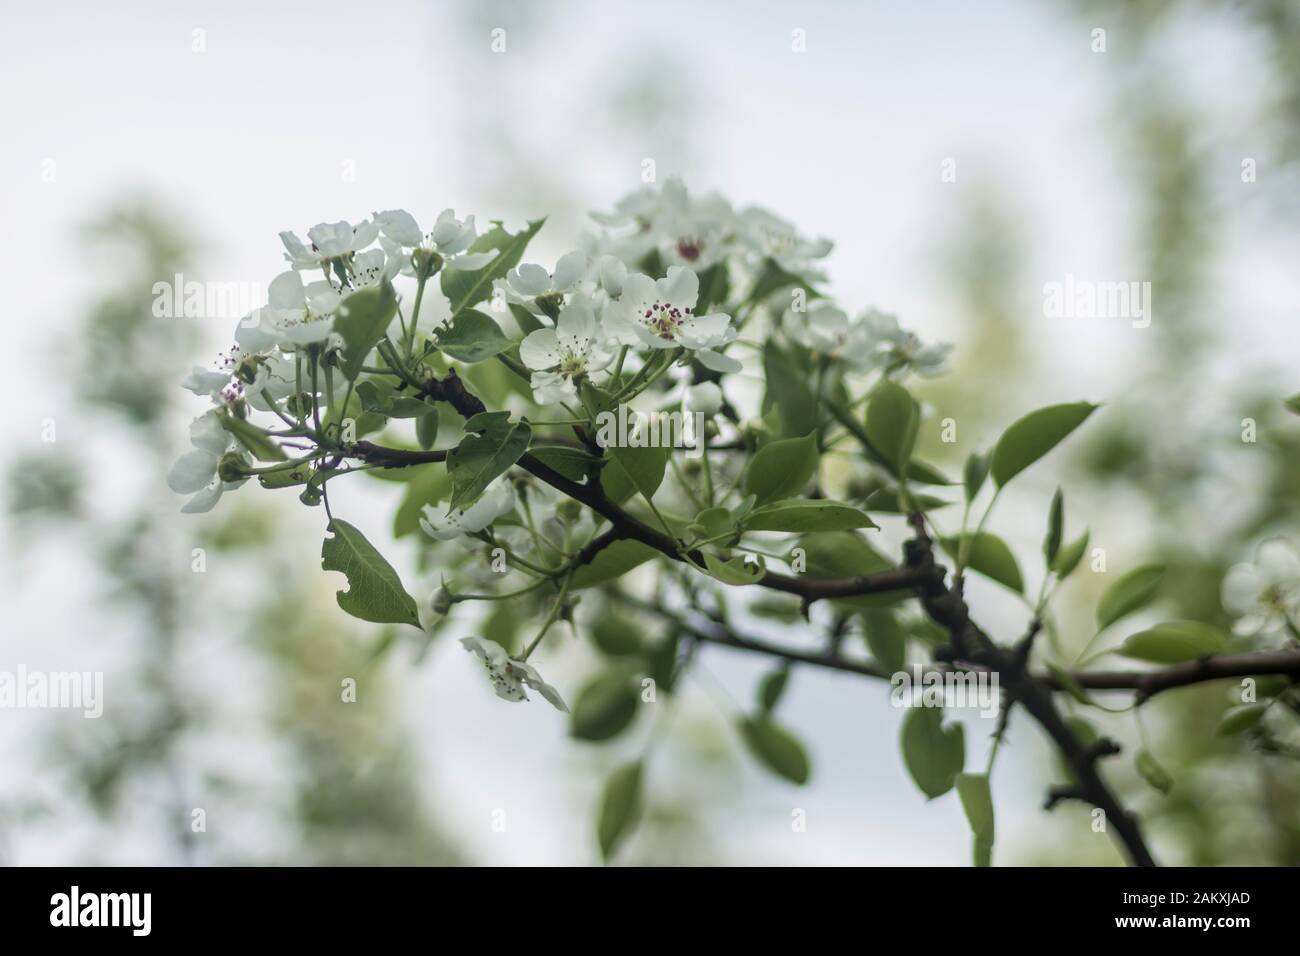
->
900, 707, 965, 799
1117, 621, 1228, 663
956, 772, 995, 867
440, 218, 545, 318
570, 539, 659, 590
1217, 703, 1267, 735
321, 519, 421, 629
747, 257, 820, 304
1051, 529, 1089, 579
694, 261, 731, 314
738, 716, 811, 784
220, 414, 286, 462
744, 499, 877, 533
591, 614, 644, 657
597, 761, 643, 861
333, 278, 399, 381
1283, 393, 1300, 415
1096, 564, 1166, 631
963, 451, 989, 502
1048, 663, 1094, 706
529, 445, 602, 483
798, 532, 906, 609
990, 402, 1098, 487
571, 674, 640, 741
604, 444, 668, 503
758, 667, 791, 713
415, 407, 440, 450
393, 465, 451, 538
861, 610, 906, 673
1135, 749, 1173, 795
862, 489, 952, 513
762, 343, 818, 438
865, 380, 919, 477
940, 533, 1024, 593
1044, 487, 1063, 565
687, 505, 734, 542
699, 552, 765, 586
744, 432, 818, 505
435, 309, 512, 364
446, 411, 532, 511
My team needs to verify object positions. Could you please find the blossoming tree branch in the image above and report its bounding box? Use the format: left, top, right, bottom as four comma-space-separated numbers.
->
172, 179, 1300, 866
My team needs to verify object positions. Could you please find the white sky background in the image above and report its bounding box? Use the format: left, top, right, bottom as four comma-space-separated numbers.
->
1, 0, 1296, 864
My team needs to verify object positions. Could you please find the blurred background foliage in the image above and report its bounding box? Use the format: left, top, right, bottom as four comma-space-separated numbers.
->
3, 0, 1298, 865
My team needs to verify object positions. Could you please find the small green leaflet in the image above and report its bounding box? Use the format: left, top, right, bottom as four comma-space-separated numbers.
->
743, 432, 818, 504
900, 706, 965, 799
569, 539, 659, 590
220, 413, 286, 462
321, 519, 421, 629
762, 343, 818, 438
1096, 564, 1166, 631
1135, 749, 1173, 795
570, 673, 640, 741
743, 499, 877, 533
758, 667, 791, 713
940, 532, 1024, 593
956, 773, 995, 867
738, 716, 811, 784
440, 219, 545, 318
446, 411, 532, 511
699, 552, 765, 586
435, 309, 512, 364
990, 402, 1098, 487
333, 279, 399, 381
1217, 704, 1266, 735
1117, 621, 1227, 663
865, 380, 919, 477
597, 761, 643, 862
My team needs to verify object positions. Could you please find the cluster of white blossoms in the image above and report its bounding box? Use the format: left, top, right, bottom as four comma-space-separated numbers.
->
1221, 538, 1300, 637
172, 181, 955, 706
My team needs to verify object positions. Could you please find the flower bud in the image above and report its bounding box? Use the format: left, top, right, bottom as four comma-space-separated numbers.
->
431, 586, 453, 616
412, 248, 444, 281
535, 291, 564, 320
556, 499, 582, 525
217, 452, 249, 483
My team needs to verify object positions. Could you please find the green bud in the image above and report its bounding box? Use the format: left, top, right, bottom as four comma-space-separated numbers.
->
556, 499, 582, 525
536, 292, 564, 320
412, 248, 444, 281
431, 587, 453, 616
216, 452, 249, 483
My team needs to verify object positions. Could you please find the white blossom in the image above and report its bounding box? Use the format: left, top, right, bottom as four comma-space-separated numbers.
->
280, 220, 380, 271
519, 297, 611, 403
374, 208, 497, 272
1221, 538, 1300, 637
459, 636, 568, 711
166, 410, 247, 513
419, 480, 516, 541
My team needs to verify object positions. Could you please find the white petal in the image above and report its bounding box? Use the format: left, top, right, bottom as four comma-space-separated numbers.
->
180, 479, 224, 514
168, 449, 219, 494
520, 328, 562, 371
268, 271, 305, 311
182, 367, 232, 398
553, 251, 587, 291
597, 255, 627, 296
697, 349, 741, 374
373, 209, 423, 246
509, 263, 552, 297
658, 265, 699, 307
556, 300, 596, 352
190, 410, 231, 456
